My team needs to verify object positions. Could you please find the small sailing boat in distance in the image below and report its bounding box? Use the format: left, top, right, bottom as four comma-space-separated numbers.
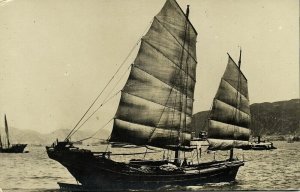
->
0, 114, 27, 153
46, 0, 252, 191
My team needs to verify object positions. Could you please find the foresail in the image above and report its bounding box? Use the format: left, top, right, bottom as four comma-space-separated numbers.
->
207, 55, 251, 150
110, 0, 197, 149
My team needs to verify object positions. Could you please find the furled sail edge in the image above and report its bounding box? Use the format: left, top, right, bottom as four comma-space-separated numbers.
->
207, 138, 250, 150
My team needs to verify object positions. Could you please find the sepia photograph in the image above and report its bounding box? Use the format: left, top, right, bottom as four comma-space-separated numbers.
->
0, 0, 299, 191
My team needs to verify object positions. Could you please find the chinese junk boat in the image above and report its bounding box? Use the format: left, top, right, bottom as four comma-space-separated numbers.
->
46, 0, 251, 191
0, 115, 27, 153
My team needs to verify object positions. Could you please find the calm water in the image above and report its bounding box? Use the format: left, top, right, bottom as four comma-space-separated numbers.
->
0, 141, 299, 191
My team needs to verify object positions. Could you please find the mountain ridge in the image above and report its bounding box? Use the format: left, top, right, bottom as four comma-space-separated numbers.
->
191, 98, 300, 137
0, 99, 298, 144
0, 127, 110, 145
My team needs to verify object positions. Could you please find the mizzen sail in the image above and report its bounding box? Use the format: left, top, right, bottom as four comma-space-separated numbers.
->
110, 0, 197, 149
207, 53, 251, 150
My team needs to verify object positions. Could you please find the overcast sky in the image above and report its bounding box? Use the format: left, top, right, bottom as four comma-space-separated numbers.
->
0, 0, 298, 134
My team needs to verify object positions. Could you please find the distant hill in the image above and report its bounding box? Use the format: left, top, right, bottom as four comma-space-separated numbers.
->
0, 127, 111, 145
1, 99, 298, 144
192, 99, 300, 137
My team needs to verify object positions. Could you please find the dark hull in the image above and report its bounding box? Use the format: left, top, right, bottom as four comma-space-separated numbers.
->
0, 144, 27, 153
47, 146, 244, 191
240, 142, 276, 150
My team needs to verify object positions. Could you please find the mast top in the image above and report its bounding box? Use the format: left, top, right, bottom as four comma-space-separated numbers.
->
186, 5, 190, 19
238, 48, 242, 69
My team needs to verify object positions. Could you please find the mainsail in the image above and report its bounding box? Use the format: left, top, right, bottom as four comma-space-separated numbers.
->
207, 53, 251, 150
4, 114, 10, 147
110, 0, 197, 149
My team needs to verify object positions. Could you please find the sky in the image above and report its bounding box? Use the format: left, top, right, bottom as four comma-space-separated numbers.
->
0, 0, 298, 134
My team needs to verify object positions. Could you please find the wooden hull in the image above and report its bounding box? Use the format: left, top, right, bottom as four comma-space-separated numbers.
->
240, 142, 276, 150
0, 144, 27, 153
47, 146, 244, 191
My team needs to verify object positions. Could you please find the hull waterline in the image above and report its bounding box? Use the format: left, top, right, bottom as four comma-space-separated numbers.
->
0, 144, 27, 153
46, 145, 244, 191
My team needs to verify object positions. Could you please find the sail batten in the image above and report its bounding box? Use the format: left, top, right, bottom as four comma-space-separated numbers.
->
111, 119, 191, 149
115, 92, 192, 129
110, 0, 197, 149
121, 90, 193, 116
131, 65, 194, 104
123, 67, 193, 116
135, 41, 196, 99
211, 99, 251, 127
217, 78, 250, 114
221, 78, 248, 100
207, 54, 251, 150
154, 17, 197, 63
142, 39, 197, 82
208, 120, 250, 140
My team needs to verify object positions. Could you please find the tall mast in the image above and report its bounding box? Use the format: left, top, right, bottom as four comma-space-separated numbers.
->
175, 4, 190, 165
4, 114, 10, 147
238, 48, 242, 68
229, 48, 242, 161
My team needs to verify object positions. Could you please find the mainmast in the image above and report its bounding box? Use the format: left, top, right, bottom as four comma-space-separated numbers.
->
238, 48, 242, 68
229, 48, 242, 161
175, 4, 190, 165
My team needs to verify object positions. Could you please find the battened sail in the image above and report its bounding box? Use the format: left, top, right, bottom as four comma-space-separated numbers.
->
110, 0, 197, 149
207, 54, 251, 150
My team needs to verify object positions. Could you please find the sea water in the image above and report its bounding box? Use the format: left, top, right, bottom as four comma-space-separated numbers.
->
0, 141, 299, 191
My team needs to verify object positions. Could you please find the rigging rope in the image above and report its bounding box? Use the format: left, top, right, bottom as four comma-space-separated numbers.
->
147, 18, 190, 144
68, 64, 131, 138
69, 92, 119, 139
74, 118, 113, 142
65, 20, 153, 141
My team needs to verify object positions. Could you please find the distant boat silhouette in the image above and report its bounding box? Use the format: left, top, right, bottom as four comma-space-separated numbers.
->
0, 114, 27, 153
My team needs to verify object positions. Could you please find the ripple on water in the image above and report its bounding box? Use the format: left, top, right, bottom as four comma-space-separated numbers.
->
0, 142, 299, 191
